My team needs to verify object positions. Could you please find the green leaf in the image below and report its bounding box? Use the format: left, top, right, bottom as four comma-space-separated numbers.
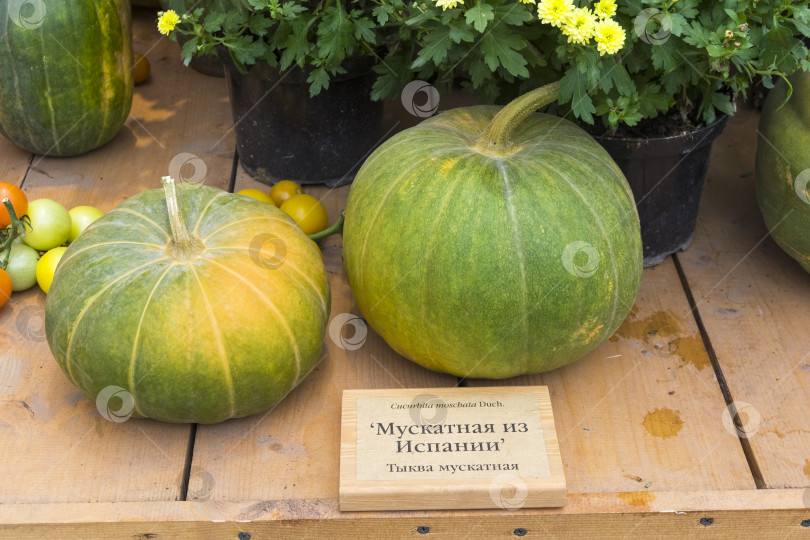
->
281, 2, 306, 18
651, 40, 679, 71
559, 69, 596, 124
609, 63, 636, 96
705, 44, 727, 57
203, 12, 226, 33
248, 14, 275, 37
317, 4, 355, 67
279, 16, 315, 69
411, 25, 452, 69
493, 3, 533, 26
372, 5, 394, 26
448, 20, 475, 43
466, 56, 492, 86
480, 31, 529, 78
353, 17, 376, 44
224, 9, 248, 30
307, 67, 330, 96
228, 35, 266, 65
464, 3, 494, 33
637, 84, 672, 117
370, 53, 412, 101
405, 9, 437, 27
180, 36, 199, 66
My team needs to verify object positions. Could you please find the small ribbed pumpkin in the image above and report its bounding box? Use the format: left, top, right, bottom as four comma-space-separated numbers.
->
343, 83, 643, 379
45, 179, 329, 423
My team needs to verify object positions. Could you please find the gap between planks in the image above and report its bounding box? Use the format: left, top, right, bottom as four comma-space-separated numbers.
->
672, 253, 766, 489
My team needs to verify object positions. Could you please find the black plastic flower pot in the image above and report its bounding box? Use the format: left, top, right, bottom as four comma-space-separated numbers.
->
217, 49, 384, 187
594, 115, 728, 267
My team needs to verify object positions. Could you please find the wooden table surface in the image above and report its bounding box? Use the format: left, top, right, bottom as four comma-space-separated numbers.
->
1, 8, 809, 539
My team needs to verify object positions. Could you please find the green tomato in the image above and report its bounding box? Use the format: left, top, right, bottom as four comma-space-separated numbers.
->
23, 199, 71, 251
68, 206, 104, 242
36, 246, 67, 294
6, 243, 40, 291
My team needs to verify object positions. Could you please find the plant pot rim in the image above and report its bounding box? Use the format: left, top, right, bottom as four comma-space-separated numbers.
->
215, 45, 376, 85
591, 113, 729, 144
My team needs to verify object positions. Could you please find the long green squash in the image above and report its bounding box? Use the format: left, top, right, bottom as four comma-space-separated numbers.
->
0, 0, 133, 156
756, 71, 810, 273
343, 83, 643, 379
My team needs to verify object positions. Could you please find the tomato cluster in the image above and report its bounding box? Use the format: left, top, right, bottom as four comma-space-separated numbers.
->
237, 180, 329, 236
0, 182, 105, 309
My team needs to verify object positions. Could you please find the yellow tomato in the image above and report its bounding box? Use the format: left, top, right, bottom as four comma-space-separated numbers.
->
280, 194, 328, 235
133, 54, 151, 85
269, 180, 302, 206
237, 188, 276, 205
36, 246, 67, 294
68, 206, 104, 242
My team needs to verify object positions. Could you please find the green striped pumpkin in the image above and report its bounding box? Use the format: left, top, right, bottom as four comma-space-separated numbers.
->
756, 71, 810, 273
0, 0, 133, 156
45, 180, 330, 423
343, 83, 643, 379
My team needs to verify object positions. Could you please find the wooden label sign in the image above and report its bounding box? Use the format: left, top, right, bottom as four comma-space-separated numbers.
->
339, 386, 566, 511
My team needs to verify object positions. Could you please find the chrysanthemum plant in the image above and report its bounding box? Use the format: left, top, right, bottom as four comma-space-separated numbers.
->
378, 0, 810, 131
159, 0, 810, 130
158, 0, 385, 96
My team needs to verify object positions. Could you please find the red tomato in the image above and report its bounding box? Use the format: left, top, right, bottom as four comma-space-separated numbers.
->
0, 268, 11, 308
0, 182, 28, 227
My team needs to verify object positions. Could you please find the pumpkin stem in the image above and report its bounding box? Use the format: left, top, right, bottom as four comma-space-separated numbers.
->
470, 81, 561, 157
162, 176, 204, 260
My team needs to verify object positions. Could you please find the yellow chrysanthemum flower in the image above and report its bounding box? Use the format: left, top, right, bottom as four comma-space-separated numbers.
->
157, 10, 180, 35
593, 18, 626, 55
537, 0, 574, 28
520, 0, 536, 4
435, 0, 460, 9
562, 7, 597, 45
593, 0, 617, 19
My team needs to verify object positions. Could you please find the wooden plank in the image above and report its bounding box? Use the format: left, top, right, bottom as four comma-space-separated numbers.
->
0, 136, 31, 184
469, 259, 757, 493
1, 490, 809, 538
0, 10, 237, 503
677, 107, 810, 489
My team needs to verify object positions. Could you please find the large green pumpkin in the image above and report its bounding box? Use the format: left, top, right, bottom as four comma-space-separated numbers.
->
45, 180, 330, 423
0, 0, 133, 156
343, 84, 643, 379
756, 71, 810, 273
